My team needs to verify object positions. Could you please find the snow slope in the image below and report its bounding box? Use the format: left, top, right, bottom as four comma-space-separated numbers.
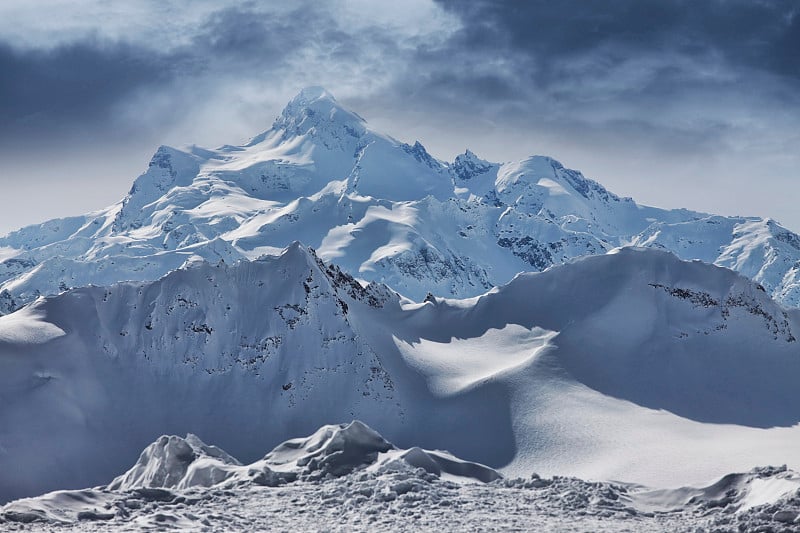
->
2, 88, 800, 311
2, 424, 799, 532
1, 244, 799, 503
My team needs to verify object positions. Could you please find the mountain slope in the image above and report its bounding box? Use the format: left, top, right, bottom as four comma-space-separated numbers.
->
2, 88, 800, 311
1, 245, 799, 503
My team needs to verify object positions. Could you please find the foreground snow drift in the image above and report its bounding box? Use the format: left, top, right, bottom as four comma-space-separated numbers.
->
2, 423, 798, 532
106, 421, 499, 493
1, 244, 800, 502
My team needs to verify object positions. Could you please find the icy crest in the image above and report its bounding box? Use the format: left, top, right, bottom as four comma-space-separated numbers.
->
268, 85, 367, 143
108, 434, 241, 491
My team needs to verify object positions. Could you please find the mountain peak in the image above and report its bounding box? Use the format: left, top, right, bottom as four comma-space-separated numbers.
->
271, 86, 367, 141
291, 86, 337, 106
453, 149, 495, 181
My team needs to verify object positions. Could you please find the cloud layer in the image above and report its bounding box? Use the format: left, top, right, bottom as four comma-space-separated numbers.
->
0, 0, 798, 234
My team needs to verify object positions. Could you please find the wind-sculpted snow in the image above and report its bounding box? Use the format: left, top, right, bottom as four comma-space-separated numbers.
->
2, 88, 800, 312
1, 244, 800, 504
2, 425, 798, 532
104, 421, 499, 494
106, 434, 243, 492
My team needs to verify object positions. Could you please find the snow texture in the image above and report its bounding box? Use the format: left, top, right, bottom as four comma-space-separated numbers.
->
2, 424, 798, 532
2, 88, 800, 312
2, 88, 800, 531
1, 243, 799, 504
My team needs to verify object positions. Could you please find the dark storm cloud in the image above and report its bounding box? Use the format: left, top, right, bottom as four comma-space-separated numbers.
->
196, 6, 306, 61
0, 6, 301, 144
190, 4, 368, 73
434, 0, 800, 82
0, 3, 379, 146
369, 0, 798, 161
0, 40, 191, 143
2, 0, 797, 148
0, 0, 799, 235
422, 0, 800, 104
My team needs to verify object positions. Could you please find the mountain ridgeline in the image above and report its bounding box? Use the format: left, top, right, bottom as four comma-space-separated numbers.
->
1, 87, 800, 312
1, 243, 800, 502
2, 88, 800, 506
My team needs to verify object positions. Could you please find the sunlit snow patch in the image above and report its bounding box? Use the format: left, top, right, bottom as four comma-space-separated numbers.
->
0, 306, 65, 344
394, 325, 557, 395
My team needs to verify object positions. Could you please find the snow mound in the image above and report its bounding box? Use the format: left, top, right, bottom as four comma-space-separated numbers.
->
263, 421, 393, 478
107, 434, 241, 491
252, 421, 502, 484
634, 466, 800, 512
3, 459, 798, 531
0, 421, 507, 526
103, 421, 499, 494
377, 447, 502, 484
630, 465, 800, 530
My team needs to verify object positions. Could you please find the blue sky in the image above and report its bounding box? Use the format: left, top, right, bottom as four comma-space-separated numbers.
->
1, 0, 798, 234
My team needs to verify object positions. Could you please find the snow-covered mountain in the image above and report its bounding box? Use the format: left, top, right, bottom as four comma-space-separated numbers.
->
2, 243, 799, 503
2, 86, 800, 312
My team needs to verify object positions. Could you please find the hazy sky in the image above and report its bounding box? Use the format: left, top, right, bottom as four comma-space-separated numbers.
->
1, 0, 798, 236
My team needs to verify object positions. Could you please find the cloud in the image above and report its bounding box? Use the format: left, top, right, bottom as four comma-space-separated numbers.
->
0, 0, 798, 234
421, 0, 800, 117
434, 0, 800, 80
360, 0, 800, 230
359, 0, 799, 167
1, 0, 796, 152
0, 1, 457, 148
0, 40, 191, 144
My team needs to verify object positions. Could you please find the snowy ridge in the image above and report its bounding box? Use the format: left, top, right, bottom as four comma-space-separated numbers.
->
1, 424, 798, 531
1, 244, 799, 504
2, 88, 800, 312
